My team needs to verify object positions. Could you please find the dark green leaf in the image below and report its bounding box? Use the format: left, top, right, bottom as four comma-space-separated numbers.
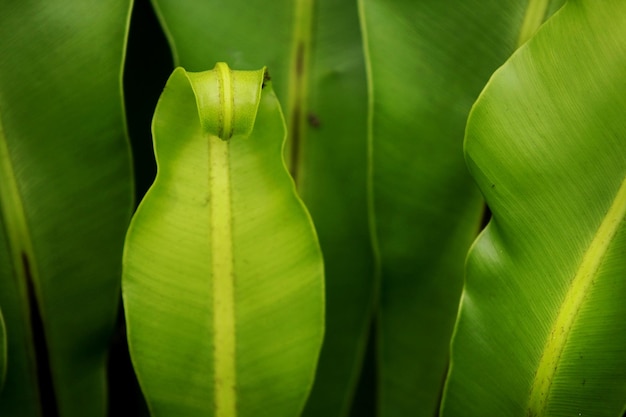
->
0, 1, 133, 415
0, 309, 6, 391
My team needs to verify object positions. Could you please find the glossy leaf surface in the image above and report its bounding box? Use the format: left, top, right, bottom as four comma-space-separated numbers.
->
150, 1, 374, 414
443, 1, 626, 416
0, 1, 133, 415
123, 64, 324, 417
358, 0, 564, 414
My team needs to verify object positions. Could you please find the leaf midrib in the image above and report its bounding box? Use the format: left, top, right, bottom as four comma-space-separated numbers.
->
527, 176, 626, 416
0, 109, 51, 415
210, 66, 237, 416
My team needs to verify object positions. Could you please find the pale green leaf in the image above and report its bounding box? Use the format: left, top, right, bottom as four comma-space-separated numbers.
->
122, 64, 324, 417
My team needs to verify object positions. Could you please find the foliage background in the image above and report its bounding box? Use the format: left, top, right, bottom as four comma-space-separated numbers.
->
2, 0, 623, 416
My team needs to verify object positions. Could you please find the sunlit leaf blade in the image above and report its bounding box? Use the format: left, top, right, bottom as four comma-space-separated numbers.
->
150, 1, 374, 414
122, 64, 324, 417
442, 1, 626, 416
0, 1, 133, 416
357, 0, 567, 414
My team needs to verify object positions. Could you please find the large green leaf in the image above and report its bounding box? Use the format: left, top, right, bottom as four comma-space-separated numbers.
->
442, 1, 626, 416
123, 64, 324, 417
358, 0, 561, 414
0, 1, 133, 416
149, 1, 374, 414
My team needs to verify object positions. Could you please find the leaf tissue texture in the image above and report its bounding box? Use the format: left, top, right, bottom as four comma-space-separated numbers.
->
151, 1, 374, 415
358, 0, 562, 415
122, 64, 324, 417
442, 1, 626, 416
0, 1, 133, 416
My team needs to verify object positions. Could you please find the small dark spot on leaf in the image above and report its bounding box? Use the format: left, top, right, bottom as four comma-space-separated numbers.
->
307, 113, 321, 128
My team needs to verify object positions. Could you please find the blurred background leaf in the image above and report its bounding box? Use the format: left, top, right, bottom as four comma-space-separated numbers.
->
0, 0, 133, 415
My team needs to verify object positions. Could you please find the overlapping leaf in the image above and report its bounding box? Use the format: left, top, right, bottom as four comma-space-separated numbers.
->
442, 1, 626, 415
358, 0, 561, 414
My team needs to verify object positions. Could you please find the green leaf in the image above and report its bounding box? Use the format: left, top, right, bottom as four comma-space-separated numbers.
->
0, 1, 133, 416
442, 1, 626, 416
122, 64, 324, 417
0, 309, 6, 391
295, 4, 374, 415
357, 0, 564, 414
150, 1, 374, 414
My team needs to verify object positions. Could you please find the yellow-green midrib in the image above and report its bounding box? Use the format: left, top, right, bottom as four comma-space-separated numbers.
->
527, 176, 626, 416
